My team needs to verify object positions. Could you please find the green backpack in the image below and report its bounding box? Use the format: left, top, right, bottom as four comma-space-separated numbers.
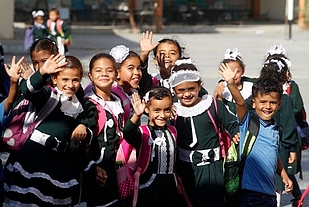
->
224, 114, 259, 197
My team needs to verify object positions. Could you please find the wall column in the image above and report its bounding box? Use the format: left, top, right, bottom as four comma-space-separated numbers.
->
0, 0, 14, 39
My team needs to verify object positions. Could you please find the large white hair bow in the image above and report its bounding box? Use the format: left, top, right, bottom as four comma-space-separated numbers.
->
224, 48, 243, 61
109, 45, 130, 63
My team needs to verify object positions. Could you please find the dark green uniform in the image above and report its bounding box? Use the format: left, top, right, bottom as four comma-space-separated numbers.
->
174, 95, 239, 207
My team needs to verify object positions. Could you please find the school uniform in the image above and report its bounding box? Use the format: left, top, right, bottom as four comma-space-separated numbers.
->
173, 95, 239, 207
4, 70, 84, 206
123, 121, 178, 207
81, 90, 124, 207
33, 22, 49, 41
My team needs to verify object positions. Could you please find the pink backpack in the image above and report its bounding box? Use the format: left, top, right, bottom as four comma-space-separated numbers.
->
3, 91, 59, 152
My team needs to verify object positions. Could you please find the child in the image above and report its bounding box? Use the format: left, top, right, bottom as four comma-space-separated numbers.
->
31, 10, 49, 43
24, 10, 49, 51
81, 53, 124, 207
47, 8, 71, 55
213, 48, 255, 114
122, 87, 179, 207
4, 55, 85, 206
138, 32, 208, 98
218, 62, 293, 206
0, 56, 24, 206
260, 56, 301, 207
169, 59, 239, 207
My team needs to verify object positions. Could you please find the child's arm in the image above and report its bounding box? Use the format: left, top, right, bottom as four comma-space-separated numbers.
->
138, 31, 159, 66
218, 63, 247, 121
130, 92, 145, 124
4, 56, 24, 113
276, 157, 293, 194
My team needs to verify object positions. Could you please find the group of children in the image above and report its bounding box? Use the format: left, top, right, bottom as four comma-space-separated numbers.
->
0, 29, 306, 207
25, 8, 71, 55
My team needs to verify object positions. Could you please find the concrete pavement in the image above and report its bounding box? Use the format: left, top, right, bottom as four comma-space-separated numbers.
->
1, 22, 309, 206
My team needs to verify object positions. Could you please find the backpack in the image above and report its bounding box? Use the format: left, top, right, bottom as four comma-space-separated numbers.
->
207, 98, 231, 158
24, 26, 34, 51
2, 91, 59, 152
223, 114, 260, 206
47, 19, 72, 47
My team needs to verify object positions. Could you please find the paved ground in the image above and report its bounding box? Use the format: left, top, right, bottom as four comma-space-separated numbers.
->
1, 22, 309, 206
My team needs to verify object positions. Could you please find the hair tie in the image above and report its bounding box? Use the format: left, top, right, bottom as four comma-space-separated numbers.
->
264, 59, 286, 72
109, 45, 130, 63
224, 48, 243, 62
32, 10, 45, 18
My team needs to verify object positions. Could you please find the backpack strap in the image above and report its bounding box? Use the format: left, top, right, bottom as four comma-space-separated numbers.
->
56, 19, 64, 37
111, 85, 131, 121
207, 98, 230, 158
133, 125, 152, 207
167, 125, 177, 141
87, 98, 106, 136
241, 114, 259, 159
24, 90, 59, 139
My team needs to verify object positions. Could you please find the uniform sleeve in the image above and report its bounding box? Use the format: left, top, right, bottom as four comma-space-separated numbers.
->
61, 21, 71, 40
138, 65, 153, 97
122, 119, 141, 150
216, 99, 239, 137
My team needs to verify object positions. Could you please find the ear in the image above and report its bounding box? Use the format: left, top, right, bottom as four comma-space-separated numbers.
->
144, 106, 149, 114
251, 98, 256, 109
88, 72, 93, 82
51, 75, 57, 86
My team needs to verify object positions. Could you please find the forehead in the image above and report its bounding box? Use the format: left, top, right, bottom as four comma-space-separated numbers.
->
149, 97, 172, 108
121, 56, 141, 66
31, 50, 52, 61
174, 81, 200, 89
58, 68, 82, 78
157, 42, 179, 52
255, 91, 280, 101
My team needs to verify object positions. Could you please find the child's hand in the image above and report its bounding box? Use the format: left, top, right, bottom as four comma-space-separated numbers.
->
21, 58, 34, 80
138, 31, 159, 56
288, 152, 296, 164
157, 53, 173, 78
5, 56, 24, 83
131, 92, 145, 117
95, 166, 108, 187
232, 132, 240, 144
71, 124, 87, 144
218, 63, 237, 84
39, 54, 67, 75
283, 177, 293, 194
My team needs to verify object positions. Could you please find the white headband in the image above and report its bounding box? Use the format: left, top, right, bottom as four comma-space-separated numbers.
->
32, 10, 44, 18
224, 48, 243, 62
169, 69, 202, 88
109, 45, 130, 63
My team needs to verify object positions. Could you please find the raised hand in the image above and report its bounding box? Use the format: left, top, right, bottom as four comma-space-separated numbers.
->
218, 63, 237, 84
20, 58, 34, 80
39, 54, 67, 75
139, 31, 159, 55
131, 92, 145, 117
5, 56, 24, 83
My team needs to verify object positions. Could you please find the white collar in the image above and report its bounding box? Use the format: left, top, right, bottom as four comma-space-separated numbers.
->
222, 81, 253, 102
55, 87, 84, 118
174, 94, 213, 117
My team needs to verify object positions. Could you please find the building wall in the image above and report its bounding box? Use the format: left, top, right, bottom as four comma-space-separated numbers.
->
0, 0, 14, 39
259, 0, 298, 21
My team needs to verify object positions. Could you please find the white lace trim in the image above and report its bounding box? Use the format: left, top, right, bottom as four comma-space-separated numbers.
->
223, 81, 253, 101
174, 95, 213, 117
55, 87, 84, 118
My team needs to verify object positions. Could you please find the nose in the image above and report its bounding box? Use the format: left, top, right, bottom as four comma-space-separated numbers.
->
183, 90, 191, 97
67, 80, 73, 88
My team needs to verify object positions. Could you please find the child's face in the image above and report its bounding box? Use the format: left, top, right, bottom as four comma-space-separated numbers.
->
52, 68, 81, 98
226, 61, 244, 86
252, 92, 281, 121
154, 42, 181, 77
35, 16, 44, 24
31, 50, 53, 71
88, 58, 116, 91
145, 97, 173, 128
49, 11, 59, 21
117, 56, 142, 93
173, 81, 201, 107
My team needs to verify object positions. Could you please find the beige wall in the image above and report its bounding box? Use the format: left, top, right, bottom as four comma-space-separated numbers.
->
0, 0, 14, 39
259, 0, 298, 21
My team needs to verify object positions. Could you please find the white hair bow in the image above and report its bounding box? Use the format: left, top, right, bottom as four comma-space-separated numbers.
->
109, 45, 130, 63
224, 48, 243, 61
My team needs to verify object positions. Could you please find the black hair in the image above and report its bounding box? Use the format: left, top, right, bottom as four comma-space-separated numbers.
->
30, 38, 58, 57
221, 58, 246, 71
147, 86, 172, 103
260, 57, 289, 85
89, 53, 117, 73
252, 77, 283, 100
